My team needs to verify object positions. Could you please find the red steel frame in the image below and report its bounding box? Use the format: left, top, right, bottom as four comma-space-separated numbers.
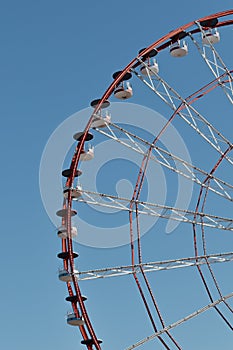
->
58, 10, 233, 350
128, 71, 233, 342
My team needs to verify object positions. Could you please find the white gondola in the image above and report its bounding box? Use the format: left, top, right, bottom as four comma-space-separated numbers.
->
202, 29, 220, 45
58, 269, 72, 282
114, 81, 133, 100
140, 59, 159, 76
80, 147, 94, 161
57, 225, 78, 239
170, 40, 188, 57
58, 268, 78, 282
67, 313, 85, 326
63, 185, 82, 200
91, 113, 111, 129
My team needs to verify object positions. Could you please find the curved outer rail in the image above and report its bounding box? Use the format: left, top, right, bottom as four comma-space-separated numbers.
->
57, 10, 233, 349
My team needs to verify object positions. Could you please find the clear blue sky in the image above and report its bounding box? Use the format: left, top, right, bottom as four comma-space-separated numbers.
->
1, 1, 233, 350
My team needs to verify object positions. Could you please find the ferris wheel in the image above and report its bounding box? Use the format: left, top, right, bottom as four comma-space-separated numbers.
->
54, 9, 233, 350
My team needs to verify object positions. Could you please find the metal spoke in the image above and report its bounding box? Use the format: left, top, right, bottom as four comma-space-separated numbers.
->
125, 292, 233, 350
75, 252, 233, 281
78, 189, 233, 231
94, 123, 233, 201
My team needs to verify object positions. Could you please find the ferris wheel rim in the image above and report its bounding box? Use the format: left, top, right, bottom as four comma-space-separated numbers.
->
57, 10, 233, 350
